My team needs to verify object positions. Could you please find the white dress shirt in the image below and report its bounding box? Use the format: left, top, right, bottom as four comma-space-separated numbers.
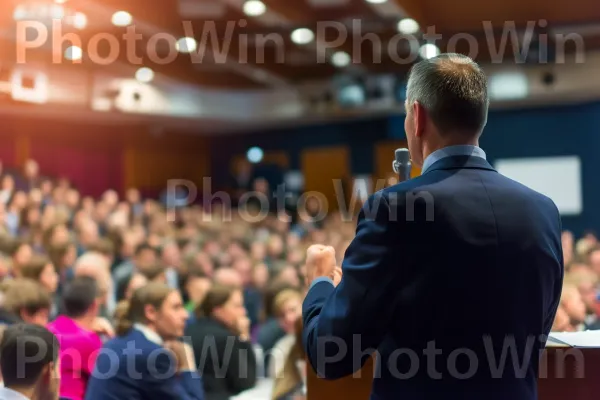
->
0, 387, 30, 400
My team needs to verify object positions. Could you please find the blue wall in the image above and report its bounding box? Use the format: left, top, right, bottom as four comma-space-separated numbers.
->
212, 101, 600, 236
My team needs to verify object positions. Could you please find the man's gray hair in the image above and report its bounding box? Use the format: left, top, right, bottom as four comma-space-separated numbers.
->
406, 53, 489, 135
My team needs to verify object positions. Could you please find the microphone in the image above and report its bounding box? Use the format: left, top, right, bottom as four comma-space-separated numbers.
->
392, 148, 412, 182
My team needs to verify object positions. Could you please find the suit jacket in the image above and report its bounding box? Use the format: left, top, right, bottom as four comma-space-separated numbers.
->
185, 317, 257, 400
84, 328, 204, 400
303, 155, 564, 400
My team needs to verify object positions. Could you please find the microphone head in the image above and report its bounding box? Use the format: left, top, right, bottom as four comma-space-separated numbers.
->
394, 148, 410, 164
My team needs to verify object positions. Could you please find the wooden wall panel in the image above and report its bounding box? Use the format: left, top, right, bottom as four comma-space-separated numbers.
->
301, 146, 349, 211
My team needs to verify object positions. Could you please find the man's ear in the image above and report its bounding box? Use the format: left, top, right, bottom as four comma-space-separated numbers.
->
413, 101, 427, 138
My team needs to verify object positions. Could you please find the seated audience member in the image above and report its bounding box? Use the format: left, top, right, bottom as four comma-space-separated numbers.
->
113, 242, 159, 301
256, 283, 295, 356
268, 289, 302, 378
560, 283, 587, 331
85, 282, 204, 400
567, 269, 600, 329
272, 319, 305, 400
551, 306, 574, 332
186, 285, 257, 400
74, 251, 113, 317
21, 255, 59, 295
2, 279, 52, 325
0, 323, 60, 400
48, 277, 104, 400
213, 267, 242, 287
184, 270, 212, 313
9, 239, 33, 278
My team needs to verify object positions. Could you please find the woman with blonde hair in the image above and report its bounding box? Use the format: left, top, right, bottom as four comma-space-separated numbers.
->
271, 318, 305, 400
85, 282, 204, 400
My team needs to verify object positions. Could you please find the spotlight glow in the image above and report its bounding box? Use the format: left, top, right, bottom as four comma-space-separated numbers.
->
64, 46, 83, 61
291, 28, 314, 45
243, 0, 266, 16
135, 67, 154, 83
247, 147, 264, 163
419, 44, 440, 59
112, 11, 132, 26
72, 12, 87, 29
176, 37, 198, 53
397, 18, 419, 34
331, 51, 351, 67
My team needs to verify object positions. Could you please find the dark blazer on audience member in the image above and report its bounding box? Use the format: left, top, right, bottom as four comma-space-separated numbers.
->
84, 328, 204, 400
186, 317, 257, 400
303, 155, 564, 400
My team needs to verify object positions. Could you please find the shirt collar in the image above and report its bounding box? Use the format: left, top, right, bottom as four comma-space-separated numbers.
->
0, 387, 31, 400
421, 145, 486, 174
133, 323, 163, 346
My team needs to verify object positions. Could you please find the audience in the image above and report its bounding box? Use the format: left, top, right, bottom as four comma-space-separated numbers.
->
0, 157, 596, 400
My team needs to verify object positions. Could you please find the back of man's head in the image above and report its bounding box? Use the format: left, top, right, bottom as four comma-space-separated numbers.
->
62, 276, 99, 319
406, 53, 489, 136
0, 323, 59, 389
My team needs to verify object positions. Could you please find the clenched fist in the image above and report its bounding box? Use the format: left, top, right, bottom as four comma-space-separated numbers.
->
305, 245, 337, 287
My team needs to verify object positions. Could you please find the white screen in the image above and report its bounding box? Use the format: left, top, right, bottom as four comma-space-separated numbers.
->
495, 156, 583, 215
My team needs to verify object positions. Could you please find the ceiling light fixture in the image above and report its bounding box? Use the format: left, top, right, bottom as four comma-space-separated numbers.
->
291, 28, 314, 45
419, 43, 440, 59
331, 51, 351, 67
112, 10, 132, 27
176, 37, 198, 53
243, 0, 266, 17
135, 67, 154, 83
64, 46, 83, 61
397, 18, 419, 34
365, 0, 388, 4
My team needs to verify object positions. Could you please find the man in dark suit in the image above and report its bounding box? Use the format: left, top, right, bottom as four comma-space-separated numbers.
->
302, 53, 564, 400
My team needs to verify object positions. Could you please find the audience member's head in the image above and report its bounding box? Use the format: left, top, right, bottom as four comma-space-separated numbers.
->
3, 279, 52, 325
115, 282, 187, 340
138, 263, 167, 284
9, 239, 33, 277
197, 284, 246, 333
134, 243, 159, 270
125, 273, 148, 300
21, 255, 58, 294
560, 284, 587, 326
185, 270, 212, 308
272, 289, 302, 334
566, 269, 599, 314
0, 323, 59, 400
74, 252, 111, 305
587, 246, 600, 276
214, 267, 242, 287
62, 276, 101, 322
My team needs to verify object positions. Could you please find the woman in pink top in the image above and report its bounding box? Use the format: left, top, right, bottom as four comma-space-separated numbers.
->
47, 276, 106, 400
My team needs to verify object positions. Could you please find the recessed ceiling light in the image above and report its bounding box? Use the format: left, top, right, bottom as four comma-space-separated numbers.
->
73, 12, 88, 29
176, 37, 197, 53
397, 18, 419, 34
64, 46, 83, 61
291, 28, 314, 45
419, 44, 440, 59
112, 11, 132, 27
135, 67, 154, 83
331, 51, 351, 67
365, 0, 388, 3
243, 0, 266, 17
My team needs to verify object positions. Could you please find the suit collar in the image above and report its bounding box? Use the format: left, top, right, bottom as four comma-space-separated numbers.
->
423, 155, 497, 174
133, 323, 163, 345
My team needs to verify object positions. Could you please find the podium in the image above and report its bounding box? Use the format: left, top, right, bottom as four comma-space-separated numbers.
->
307, 347, 600, 399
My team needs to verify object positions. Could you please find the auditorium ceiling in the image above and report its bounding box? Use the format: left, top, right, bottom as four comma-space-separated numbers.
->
4, 0, 600, 89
